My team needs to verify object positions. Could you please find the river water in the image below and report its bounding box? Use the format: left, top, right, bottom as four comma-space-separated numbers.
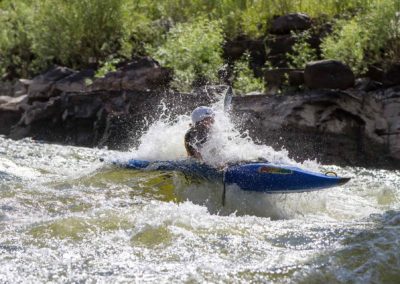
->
0, 104, 399, 283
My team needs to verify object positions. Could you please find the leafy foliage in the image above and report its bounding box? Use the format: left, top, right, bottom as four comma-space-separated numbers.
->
321, 19, 368, 74
0, 0, 398, 86
322, 0, 400, 74
31, 0, 132, 69
149, 18, 224, 92
286, 31, 318, 69
233, 53, 265, 94
95, 58, 120, 78
0, 0, 34, 78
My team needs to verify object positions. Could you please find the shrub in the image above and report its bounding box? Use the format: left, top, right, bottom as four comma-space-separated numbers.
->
322, 0, 400, 73
0, 0, 34, 78
1, 0, 397, 81
233, 53, 265, 94
30, 0, 133, 69
386, 12, 400, 63
321, 19, 368, 74
362, 0, 400, 66
286, 31, 318, 69
148, 18, 224, 92
95, 58, 120, 78
240, 2, 268, 38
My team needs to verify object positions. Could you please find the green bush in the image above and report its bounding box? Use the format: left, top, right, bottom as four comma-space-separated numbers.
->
95, 58, 120, 78
0, 0, 163, 78
124, 0, 374, 40
322, 0, 400, 73
321, 19, 368, 74
363, 0, 400, 66
233, 53, 265, 94
0, 0, 397, 81
0, 0, 34, 78
286, 31, 318, 69
386, 13, 400, 63
132, 0, 374, 38
30, 0, 133, 69
148, 18, 224, 92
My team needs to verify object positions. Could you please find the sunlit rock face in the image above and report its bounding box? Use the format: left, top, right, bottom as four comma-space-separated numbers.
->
2, 83, 400, 168
377, 86, 400, 160
6, 85, 221, 150
0, 52, 399, 168
88, 57, 172, 92
232, 89, 399, 168
0, 95, 26, 135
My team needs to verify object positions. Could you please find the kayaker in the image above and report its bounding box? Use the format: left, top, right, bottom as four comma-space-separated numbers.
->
185, 106, 215, 160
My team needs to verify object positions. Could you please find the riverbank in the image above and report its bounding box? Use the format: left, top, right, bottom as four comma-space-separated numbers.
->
1, 6, 400, 169
0, 60, 399, 169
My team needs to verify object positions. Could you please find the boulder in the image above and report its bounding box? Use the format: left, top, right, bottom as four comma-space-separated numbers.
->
61, 92, 103, 120
365, 65, 385, 82
248, 40, 267, 73
264, 68, 303, 94
7, 83, 223, 150
304, 60, 355, 90
377, 86, 400, 160
22, 66, 75, 101
288, 70, 304, 87
89, 71, 121, 91
266, 34, 296, 56
231, 90, 396, 168
90, 57, 172, 92
54, 69, 95, 93
120, 61, 171, 91
223, 36, 266, 65
270, 13, 312, 35
265, 68, 292, 87
20, 97, 63, 125
0, 95, 27, 106
223, 36, 251, 61
0, 80, 27, 97
355, 78, 383, 92
0, 96, 13, 105
383, 63, 400, 86
0, 95, 27, 135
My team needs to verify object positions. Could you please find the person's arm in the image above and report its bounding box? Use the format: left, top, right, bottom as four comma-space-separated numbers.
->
184, 131, 203, 160
192, 149, 203, 160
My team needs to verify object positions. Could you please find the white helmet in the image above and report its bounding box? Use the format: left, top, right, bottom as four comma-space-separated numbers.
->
191, 106, 215, 124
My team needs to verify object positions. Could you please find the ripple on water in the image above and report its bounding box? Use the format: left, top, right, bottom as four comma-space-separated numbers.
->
0, 136, 399, 282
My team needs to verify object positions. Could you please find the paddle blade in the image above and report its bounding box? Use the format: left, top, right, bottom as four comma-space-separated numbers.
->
224, 86, 233, 112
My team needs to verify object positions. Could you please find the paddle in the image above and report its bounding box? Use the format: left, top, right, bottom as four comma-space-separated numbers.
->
222, 86, 234, 206
223, 86, 234, 112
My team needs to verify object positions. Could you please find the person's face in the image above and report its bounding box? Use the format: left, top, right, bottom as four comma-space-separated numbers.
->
199, 116, 214, 128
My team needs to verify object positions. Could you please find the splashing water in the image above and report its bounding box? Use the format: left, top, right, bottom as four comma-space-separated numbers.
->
0, 93, 399, 282
116, 93, 325, 219
128, 95, 315, 169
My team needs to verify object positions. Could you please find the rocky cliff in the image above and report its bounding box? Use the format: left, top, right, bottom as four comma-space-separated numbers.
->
0, 57, 399, 169
231, 88, 399, 168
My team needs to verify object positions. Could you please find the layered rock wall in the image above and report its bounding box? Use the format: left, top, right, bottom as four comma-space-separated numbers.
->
231, 90, 398, 168
0, 57, 399, 168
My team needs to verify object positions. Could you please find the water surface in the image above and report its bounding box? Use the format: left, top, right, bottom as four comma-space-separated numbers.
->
0, 108, 399, 283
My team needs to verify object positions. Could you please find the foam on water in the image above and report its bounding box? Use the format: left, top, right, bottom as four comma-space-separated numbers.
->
0, 91, 399, 282
125, 95, 314, 169
103, 93, 399, 221
111, 94, 351, 219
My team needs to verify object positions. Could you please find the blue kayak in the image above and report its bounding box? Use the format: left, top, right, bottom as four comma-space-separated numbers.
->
112, 159, 350, 193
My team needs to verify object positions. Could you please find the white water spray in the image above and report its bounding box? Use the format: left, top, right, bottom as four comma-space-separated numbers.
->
129, 91, 316, 170
118, 90, 336, 218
